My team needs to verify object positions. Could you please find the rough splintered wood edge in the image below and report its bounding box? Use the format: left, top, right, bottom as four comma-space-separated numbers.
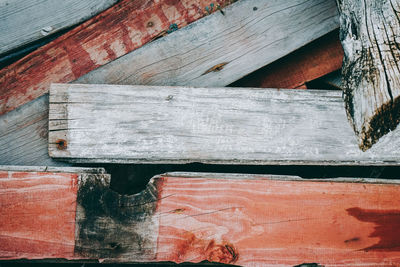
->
337, 0, 400, 150
0, 0, 119, 55
0, 165, 105, 174
162, 172, 400, 184
0, 0, 237, 115
48, 83, 400, 166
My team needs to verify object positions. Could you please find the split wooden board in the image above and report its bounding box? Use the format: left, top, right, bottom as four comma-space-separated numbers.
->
2, 167, 400, 265
0, 0, 339, 115
49, 83, 400, 165
0, 0, 118, 55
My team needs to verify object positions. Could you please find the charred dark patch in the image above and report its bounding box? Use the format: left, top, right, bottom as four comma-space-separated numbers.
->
347, 207, 400, 251
360, 95, 400, 151
74, 173, 161, 260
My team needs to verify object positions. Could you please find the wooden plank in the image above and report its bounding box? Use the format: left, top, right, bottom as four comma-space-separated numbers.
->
0, 0, 236, 116
0, 166, 108, 260
0, 94, 69, 166
2, 170, 400, 265
231, 30, 344, 89
0, 0, 119, 55
337, 0, 400, 150
76, 0, 339, 89
49, 83, 400, 165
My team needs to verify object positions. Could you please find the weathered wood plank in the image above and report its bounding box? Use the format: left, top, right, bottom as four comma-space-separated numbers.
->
231, 30, 344, 89
76, 0, 339, 89
0, 167, 108, 260
0, 0, 119, 55
0, 94, 68, 166
2, 170, 400, 265
49, 83, 400, 165
337, 0, 400, 150
0, 0, 236, 115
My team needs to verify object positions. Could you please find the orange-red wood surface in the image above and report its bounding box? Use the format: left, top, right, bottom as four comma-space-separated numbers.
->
156, 175, 400, 266
233, 30, 343, 89
0, 171, 78, 259
0, 0, 231, 116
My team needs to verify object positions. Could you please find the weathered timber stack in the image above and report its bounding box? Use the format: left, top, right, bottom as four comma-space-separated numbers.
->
1, 0, 400, 266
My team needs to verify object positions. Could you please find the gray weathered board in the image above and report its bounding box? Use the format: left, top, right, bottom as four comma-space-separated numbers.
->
0, 0, 339, 166
0, 94, 69, 166
76, 0, 339, 88
49, 83, 400, 165
0, 0, 118, 55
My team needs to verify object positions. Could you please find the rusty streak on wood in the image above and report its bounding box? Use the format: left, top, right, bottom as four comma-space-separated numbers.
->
2, 168, 400, 265
0, 0, 233, 116
231, 30, 344, 89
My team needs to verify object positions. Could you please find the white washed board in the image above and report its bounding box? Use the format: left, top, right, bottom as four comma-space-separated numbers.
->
48, 83, 400, 165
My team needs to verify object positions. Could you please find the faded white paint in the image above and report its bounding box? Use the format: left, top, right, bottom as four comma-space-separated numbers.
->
49, 83, 400, 165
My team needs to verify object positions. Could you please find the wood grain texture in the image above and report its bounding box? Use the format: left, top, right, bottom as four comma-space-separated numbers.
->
337, 0, 400, 150
0, 170, 79, 259
76, 0, 339, 89
49, 83, 400, 165
0, 94, 69, 166
0, 0, 118, 55
0, 0, 235, 115
231, 30, 343, 89
3, 170, 400, 266
155, 172, 400, 266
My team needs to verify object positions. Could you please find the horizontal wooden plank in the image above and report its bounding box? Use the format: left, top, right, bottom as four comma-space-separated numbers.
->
231, 29, 344, 89
49, 83, 400, 165
76, 0, 339, 89
0, 0, 236, 115
0, 167, 110, 260
2, 170, 400, 265
0, 0, 118, 55
0, 94, 69, 166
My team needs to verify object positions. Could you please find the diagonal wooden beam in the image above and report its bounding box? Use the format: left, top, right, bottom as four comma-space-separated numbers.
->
337, 0, 400, 150
0, 0, 119, 56
2, 167, 400, 265
0, 0, 236, 116
231, 30, 344, 89
48, 83, 400, 165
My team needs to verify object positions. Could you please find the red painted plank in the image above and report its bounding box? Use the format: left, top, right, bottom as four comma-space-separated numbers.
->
232, 30, 344, 89
155, 175, 400, 266
2, 171, 400, 266
0, 171, 78, 259
0, 0, 232, 116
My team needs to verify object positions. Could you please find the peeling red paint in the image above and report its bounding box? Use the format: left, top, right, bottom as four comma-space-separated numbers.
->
0, 0, 235, 115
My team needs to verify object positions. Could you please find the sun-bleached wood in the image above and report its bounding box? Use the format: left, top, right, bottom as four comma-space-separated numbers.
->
0, 0, 118, 55
2, 170, 400, 265
0, 94, 69, 166
337, 0, 400, 150
49, 83, 400, 165
0, 0, 238, 115
76, 0, 339, 87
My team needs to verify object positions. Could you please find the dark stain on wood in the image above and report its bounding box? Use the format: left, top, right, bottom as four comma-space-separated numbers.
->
344, 237, 360, 243
56, 139, 67, 150
360, 95, 400, 151
347, 207, 400, 251
174, 232, 238, 264
74, 174, 161, 260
